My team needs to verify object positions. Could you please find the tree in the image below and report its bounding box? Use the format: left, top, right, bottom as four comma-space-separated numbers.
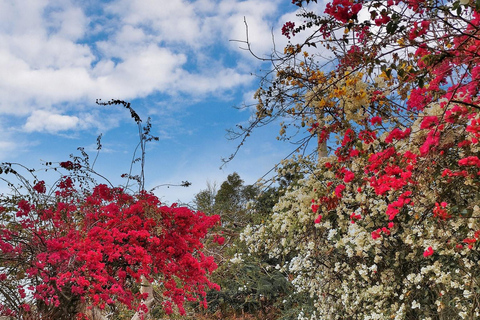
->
237, 0, 480, 318
193, 182, 217, 216
0, 101, 220, 319
214, 173, 258, 230
192, 174, 297, 319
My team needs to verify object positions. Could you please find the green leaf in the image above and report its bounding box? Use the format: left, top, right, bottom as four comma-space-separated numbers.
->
418, 77, 424, 88
386, 21, 398, 35
452, 1, 460, 10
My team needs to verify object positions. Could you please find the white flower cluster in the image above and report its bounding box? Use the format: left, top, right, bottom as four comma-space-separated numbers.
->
240, 97, 480, 319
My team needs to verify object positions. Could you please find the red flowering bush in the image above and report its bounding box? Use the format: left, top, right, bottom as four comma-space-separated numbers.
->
0, 173, 220, 319
0, 104, 220, 319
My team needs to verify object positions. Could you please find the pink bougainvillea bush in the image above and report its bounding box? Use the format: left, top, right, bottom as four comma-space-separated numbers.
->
0, 165, 220, 319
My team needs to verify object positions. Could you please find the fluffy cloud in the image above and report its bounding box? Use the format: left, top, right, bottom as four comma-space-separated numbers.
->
0, 0, 295, 137
24, 110, 80, 133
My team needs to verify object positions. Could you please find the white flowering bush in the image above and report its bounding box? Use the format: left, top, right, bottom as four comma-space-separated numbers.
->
244, 153, 480, 319
237, 1, 480, 318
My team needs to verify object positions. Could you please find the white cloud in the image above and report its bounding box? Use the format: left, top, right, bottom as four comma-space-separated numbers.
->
0, 0, 297, 136
0, 0, 49, 35
92, 44, 188, 98
24, 110, 80, 133
173, 67, 252, 95
0, 49, 94, 114
44, 4, 88, 40
103, 0, 283, 57
114, 25, 148, 45
104, 0, 215, 47
0, 0, 91, 69
217, 0, 280, 56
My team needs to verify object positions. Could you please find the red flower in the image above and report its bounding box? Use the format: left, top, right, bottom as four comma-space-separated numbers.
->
385, 128, 411, 144
16, 199, 33, 217
370, 116, 383, 125
325, 0, 362, 23
343, 170, 355, 183
60, 161, 73, 169
349, 213, 361, 223
60, 161, 81, 170
213, 235, 225, 245
423, 246, 434, 257
282, 21, 296, 39
433, 202, 451, 220
335, 184, 346, 197
20, 304, 30, 312
371, 230, 381, 240
33, 181, 46, 194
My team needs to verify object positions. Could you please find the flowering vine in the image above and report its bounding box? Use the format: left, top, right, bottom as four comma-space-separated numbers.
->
237, 0, 480, 318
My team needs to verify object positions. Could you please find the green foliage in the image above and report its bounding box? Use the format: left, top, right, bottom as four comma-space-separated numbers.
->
205, 257, 292, 318
190, 172, 314, 319
213, 173, 257, 231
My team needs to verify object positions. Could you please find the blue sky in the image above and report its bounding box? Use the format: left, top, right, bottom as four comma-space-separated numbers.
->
0, 0, 324, 205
